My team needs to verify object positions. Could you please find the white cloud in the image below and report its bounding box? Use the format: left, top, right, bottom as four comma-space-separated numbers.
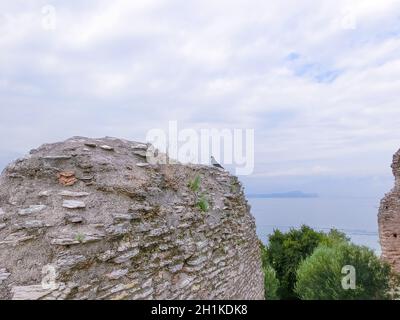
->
1, 0, 400, 184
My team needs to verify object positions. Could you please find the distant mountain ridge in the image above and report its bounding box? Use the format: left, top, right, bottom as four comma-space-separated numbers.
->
247, 191, 319, 199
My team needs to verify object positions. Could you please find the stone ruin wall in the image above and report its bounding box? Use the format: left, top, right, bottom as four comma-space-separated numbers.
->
0, 137, 264, 300
379, 149, 400, 273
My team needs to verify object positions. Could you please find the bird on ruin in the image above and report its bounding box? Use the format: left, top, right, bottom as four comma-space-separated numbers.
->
211, 156, 224, 170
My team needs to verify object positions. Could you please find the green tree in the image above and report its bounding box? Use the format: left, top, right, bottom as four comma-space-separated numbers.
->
295, 242, 393, 300
263, 225, 348, 299
260, 244, 280, 299
263, 264, 280, 300
321, 228, 350, 246
263, 225, 325, 299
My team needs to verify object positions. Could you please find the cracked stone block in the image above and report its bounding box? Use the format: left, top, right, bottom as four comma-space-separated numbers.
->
106, 269, 128, 280
43, 155, 72, 160
65, 214, 83, 223
117, 240, 139, 252
174, 273, 195, 289
112, 213, 134, 222
130, 287, 154, 300
62, 200, 86, 209
106, 223, 131, 237
100, 145, 114, 151
0, 231, 35, 245
98, 250, 117, 262
51, 230, 105, 246
132, 144, 148, 150
56, 253, 87, 269
187, 255, 208, 266
18, 205, 47, 216
133, 149, 147, 157
11, 285, 54, 300
51, 238, 80, 246
59, 191, 90, 197
149, 227, 168, 237
113, 249, 139, 264
38, 190, 52, 197
168, 263, 184, 273
15, 220, 47, 230
136, 163, 149, 167
84, 142, 97, 148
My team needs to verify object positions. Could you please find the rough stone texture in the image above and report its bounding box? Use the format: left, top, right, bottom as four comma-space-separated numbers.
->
0, 137, 264, 300
379, 149, 400, 273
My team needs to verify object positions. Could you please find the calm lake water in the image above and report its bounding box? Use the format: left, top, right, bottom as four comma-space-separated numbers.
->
248, 197, 381, 253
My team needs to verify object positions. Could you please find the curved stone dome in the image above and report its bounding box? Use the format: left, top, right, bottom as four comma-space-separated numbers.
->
0, 137, 264, 300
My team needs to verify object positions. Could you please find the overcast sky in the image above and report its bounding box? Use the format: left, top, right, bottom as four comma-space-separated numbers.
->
1, 0, 400, 196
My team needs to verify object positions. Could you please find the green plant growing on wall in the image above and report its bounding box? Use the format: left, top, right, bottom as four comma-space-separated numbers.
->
75, 233, 85, 243
189, 175, 201, 192
188, 174, 211, 212
197, 194, 209, 212
230, 182, 238, 194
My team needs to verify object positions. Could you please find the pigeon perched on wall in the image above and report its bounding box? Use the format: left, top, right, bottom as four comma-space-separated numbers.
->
211, 156, 224, 169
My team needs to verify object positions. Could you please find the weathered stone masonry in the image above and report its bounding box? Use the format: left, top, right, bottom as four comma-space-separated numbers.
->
379, 148, 400, 273
0, 137, 264, 300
